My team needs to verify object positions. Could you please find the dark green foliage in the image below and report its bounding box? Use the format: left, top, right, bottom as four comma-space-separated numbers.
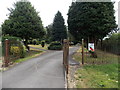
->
41, 41, 45, 47
97, 33, 120, 55
45, 24, 53, 43
2, 35, 21, 42
52, 11, 67, 41
48, 41, 62, 50
28, 39, 39, 45
2, 0, 45, 49
32, 39, 39, 45
67, 2, 117, 42
20, 44, 26, 58
33, 40, 37, 45
0, 27, 2, 37
2, 36, 26, 58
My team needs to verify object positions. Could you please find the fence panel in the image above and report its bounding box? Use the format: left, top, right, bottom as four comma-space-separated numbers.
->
3, 40, 22, 67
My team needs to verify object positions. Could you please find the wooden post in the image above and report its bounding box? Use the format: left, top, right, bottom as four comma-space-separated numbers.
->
63, 39, 69, 88
4, 39, 9, 67
82, 39, 84, 65
63, 39, 69, 74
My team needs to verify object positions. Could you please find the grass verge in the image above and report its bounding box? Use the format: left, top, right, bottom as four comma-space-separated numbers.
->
28, 44, 49, 50
71, 47, 119, 88
75, 64, 118, 88
14, 50, 43, 63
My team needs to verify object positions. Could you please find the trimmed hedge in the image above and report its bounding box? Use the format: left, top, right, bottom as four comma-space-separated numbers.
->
28, 39, 40, 45
2, 36, 21, 42
48, 41, 62, 50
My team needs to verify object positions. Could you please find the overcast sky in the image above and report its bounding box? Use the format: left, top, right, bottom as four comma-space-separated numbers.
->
0, 0, 119, 27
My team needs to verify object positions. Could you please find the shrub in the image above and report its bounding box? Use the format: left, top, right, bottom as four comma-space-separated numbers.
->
48, 41, 62, 50
2, 36, 26, 58
2, 35, 21, 42
32, 39, 36, 45
19, 42, 26, 58
9, 41, 26, 58
10, 46, 20, 55
97, 33, 120, 55
89, 51, 97, 58
41, 41, 45, 47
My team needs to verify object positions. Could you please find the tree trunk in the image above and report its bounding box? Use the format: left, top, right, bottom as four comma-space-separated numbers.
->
101, 38, 103, 50
94, 38, 98, 50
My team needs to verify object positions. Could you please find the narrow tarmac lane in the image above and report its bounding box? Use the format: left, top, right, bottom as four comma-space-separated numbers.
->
0, 46, 79, 88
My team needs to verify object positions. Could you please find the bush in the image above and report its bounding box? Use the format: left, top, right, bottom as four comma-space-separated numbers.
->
41, 41, 45, 47
2, 35, 21, 42
89, 51, 97, 58
97, 33, 120, 55
48, 41, 62, 50
10, 46, 20, 55
29, 39, 40, 45
20, 42, 26, 58
2, 36, 26, 58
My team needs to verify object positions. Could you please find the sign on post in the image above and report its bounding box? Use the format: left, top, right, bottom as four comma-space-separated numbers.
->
88, 43, 94, 52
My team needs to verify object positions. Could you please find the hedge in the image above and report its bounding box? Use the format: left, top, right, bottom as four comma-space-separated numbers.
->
48, 41, 62, 50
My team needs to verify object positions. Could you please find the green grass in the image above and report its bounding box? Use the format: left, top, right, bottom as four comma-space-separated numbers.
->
73, 47, 119, 88
14, 50, 43, 63
28, 44, 49, 50
74, 49, 118, 65
75, 64, 118, 88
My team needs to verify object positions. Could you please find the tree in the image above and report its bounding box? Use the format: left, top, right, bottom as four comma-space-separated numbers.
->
0, 27, 1, 37
52, 11, 67, 42
67, 2, 117, 45
45, 24, 53, 43
2, 0, 45, 50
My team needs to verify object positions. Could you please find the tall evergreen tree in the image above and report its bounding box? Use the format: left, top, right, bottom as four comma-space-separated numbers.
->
52, 11, 67, 41
68, 2, 117, 44
2, 0, 45, 50
45, 24, 53, 43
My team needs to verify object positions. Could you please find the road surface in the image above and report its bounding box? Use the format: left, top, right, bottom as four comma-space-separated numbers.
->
0, 46, 79, 88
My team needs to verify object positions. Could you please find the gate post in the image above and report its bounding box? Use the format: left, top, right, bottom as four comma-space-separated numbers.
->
63, 39, 69, 88
82, 39, 84, 65
63, 39, 69, 74
4, 39, 9, 67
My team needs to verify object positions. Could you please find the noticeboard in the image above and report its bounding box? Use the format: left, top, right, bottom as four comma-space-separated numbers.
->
88, 43, 94, 52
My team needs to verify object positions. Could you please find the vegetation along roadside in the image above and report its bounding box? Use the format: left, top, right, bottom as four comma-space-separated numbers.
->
68, 47, 119, 88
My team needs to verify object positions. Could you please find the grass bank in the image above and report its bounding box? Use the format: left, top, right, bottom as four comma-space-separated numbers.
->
14, 50, 43, 63
28, 44, 49, 50
75, 64, 118, 88
71, 47, 119, 88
